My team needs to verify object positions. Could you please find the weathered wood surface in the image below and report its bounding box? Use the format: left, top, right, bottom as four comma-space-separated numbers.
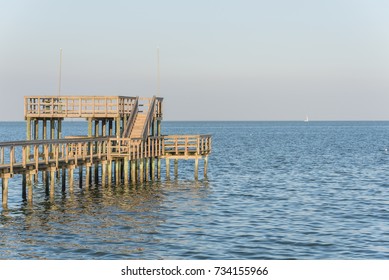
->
24, 96, 137, 119
25, 96, 163, 120
0, 135, 211, 176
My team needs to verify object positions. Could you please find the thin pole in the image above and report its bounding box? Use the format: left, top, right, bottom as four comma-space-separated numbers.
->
157, 46, 160, 96
58, 48, 62, 97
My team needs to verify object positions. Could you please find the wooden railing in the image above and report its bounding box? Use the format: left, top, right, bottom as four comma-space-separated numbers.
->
163, 135, 212, 157
122, 97, 139, 137
24, 96, 137, 118
0, 137, 110, 174
0, 135, 211, 175
109, 137, 164, 159
141, 96, 157, 139
155, 97, 163, 119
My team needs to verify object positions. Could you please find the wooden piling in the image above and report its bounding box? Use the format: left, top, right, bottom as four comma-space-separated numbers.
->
108, 120, 113, 136
157, 158, 161, 180
58, 119, 62, 139
166, 158, 170, 179
94, 164, 99, 185
62, 167, 66, 192
42, 120, 47, 140
79, 166, 83, 188
45, 171, 49, 195
139, 159, 144, 183
50, 167, 56, 198
50, 119, 55, 140
68, 165, 74, 192
85, 164, 91, 189
174, 159, 178, 178
204, 156, 208, 178
124, 157, 129, 185
27, 173, 33, 203
22, 173, 27, 200
101, 161, 107, 187
131, 160, 136, 184
107, 160, 112, 186
26, 117, 31, 157
2, 176, 9, 208
145, 158, 149, 182
151, 157, 155, 181
34, 119, 39, 140
88, 118, 93, 137
115, 160, 120, 184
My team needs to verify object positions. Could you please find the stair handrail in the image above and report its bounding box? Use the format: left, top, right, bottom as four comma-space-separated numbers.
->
141, 96, 157, 139
122, 96, 139, 138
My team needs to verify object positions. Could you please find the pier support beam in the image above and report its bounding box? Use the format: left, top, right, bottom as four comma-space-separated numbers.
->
2, 175, 10, 209
27, 172, 33, 203
34, 119, 39, 140
50, 119, 55, 140
145, 158, 149, 182
62, 167, 66, 192
68, 164, 75, 192
58, 119, 62, 139
26, 117, 31, 156
42, 120, 47, 140
131, 160, 136, 184
115, 160, 120, 185
107, 161, 112, 186
139, 159, 144, 183
157, 158, 161, 180
116, 117, 121, 137
88, 118, 92, 137
151, 158, 155, 181
85, 164, 91, 189
101, 161, 107, 187
174, 159, 178, 178
26, 117, 31, 140
49, 167, 56, 198
124, 158, 129, 185
44, 171, 49, 195
94, 164, 99, 185
109, 120, 113, 136
166, 158, 170, 180
79, 166, 83, 188
22, 174, 27, 200
194, 158, 199, 180
204, 156, 208, 178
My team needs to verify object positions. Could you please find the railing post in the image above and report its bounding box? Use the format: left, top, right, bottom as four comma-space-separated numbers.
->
10, 146, 14, 174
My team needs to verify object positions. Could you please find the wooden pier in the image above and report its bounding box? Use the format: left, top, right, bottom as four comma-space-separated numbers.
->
0, 96, 211, 209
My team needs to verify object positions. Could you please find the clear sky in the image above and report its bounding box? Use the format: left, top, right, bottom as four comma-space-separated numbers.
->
1, 0, 389, 121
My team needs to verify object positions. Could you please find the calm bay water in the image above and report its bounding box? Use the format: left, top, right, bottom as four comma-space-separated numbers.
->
1, 121, 389, 259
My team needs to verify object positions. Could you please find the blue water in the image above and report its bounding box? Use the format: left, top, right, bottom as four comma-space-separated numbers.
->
1, 121, 389, 259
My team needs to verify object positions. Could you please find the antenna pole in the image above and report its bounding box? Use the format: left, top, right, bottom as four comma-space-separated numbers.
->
58, 48, 62, 97
157, 46, 160, 96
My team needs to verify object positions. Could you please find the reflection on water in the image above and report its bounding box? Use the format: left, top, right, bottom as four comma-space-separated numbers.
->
1, 179, 210, 259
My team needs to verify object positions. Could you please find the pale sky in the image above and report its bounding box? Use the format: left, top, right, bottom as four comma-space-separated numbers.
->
1, 0, 389, 121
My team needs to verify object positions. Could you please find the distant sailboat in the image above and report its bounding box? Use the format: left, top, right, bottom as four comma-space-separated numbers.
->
304, 115, 309, 122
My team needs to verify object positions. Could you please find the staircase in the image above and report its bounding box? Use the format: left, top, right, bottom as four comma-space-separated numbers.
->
125, 97, 154, 139
129, 113, 147, 138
